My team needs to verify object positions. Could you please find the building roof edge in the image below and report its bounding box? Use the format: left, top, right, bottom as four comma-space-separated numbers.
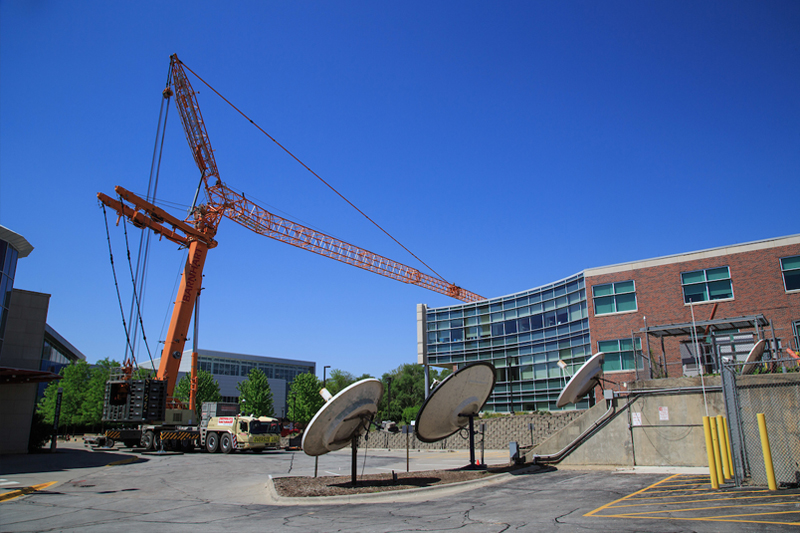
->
0, 225, 34, 258
584, 234, 800, 278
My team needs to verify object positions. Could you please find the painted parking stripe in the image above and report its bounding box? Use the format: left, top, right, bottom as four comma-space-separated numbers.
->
0, 480, 20, 486
585, 474, 800, 527
105, 457, 139, 466
0, 482, 58, 503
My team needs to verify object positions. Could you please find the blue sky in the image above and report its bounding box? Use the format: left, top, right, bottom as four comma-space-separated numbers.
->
2, 1, 798, 379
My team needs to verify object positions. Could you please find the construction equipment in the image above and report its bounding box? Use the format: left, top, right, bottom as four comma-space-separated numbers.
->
97, 54, 483, 434
94, 400, 281, 453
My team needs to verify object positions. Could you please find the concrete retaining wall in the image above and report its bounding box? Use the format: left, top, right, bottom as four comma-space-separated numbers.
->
528, 376, 725, 467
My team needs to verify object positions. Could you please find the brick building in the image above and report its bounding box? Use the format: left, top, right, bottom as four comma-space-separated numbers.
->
418, 234, 799, 411
584, 234, 800, 394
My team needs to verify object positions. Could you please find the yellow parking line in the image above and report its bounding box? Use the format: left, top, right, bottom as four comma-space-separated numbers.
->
709, 510, 800, 519
608, 493, 793, 509
584, 473, 680, 516
625, 490, 770, 501
599, 513, 800, 527
106, 457, 138, 466
647, 482, 717, 487
605, 499, 800, 516
641, 487, 717, 494
587, 474, 800, 527
0, 482, 57, 502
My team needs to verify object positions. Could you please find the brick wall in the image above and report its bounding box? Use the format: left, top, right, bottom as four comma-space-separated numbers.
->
585, 240, 800, 394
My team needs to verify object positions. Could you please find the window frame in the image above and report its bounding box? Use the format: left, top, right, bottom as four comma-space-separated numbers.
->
780, 255, 800, 293
680, 266, 734, 304
592, 280, 638, 316
597, 338, 643, 373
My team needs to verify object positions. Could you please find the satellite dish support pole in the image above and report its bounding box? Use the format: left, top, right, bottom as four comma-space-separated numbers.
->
468, 414, 476, 467
351, 433, 358, 486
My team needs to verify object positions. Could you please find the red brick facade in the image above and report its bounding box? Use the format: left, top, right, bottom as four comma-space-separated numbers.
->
585, 237, 800, 392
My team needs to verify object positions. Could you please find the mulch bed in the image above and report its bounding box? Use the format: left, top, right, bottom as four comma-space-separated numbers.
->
272, 463, 526, 497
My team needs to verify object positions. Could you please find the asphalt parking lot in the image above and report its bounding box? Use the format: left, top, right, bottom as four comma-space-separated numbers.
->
2, 441, 798, 532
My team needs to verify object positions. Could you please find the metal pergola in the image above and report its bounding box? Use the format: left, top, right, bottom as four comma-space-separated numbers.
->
640, 314, 770, 338
638, 314, 770, 379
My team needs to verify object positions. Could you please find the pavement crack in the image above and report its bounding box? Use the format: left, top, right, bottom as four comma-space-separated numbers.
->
287, 452, 295, 474
464, 505, 511, 532
553, 507, 579, 524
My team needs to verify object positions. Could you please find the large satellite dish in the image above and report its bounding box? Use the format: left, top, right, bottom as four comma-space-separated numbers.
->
302, 378, 383, 457
415, 362, 495, 443
556, 352, 604, 408
415, 362, 495, 468
741, 339, 767, 375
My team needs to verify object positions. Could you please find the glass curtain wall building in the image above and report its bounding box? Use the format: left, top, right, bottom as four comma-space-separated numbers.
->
419, 273, 591, 411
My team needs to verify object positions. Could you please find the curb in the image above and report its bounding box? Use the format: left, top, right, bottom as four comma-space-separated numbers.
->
265, 465, 543, 506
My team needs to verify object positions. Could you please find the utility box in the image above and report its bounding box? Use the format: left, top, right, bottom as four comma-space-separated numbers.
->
102, 379, 166, 423
510, 441, 523, 464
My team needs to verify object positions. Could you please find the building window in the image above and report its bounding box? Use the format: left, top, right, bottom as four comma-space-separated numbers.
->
681, 267, 733, 303
781, 256, 800, 292
592, 281, 637, 315
793, 320, 800, 351
598, 338, 642, 372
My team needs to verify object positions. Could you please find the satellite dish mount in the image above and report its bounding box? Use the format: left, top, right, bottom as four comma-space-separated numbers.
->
301, 379, 384, 486
415, 362, 496, 469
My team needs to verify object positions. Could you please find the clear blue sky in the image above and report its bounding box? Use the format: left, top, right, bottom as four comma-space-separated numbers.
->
2, 1, 798, 379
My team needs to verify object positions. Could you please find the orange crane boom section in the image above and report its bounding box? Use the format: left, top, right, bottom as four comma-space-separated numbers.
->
98, 54, 484, 398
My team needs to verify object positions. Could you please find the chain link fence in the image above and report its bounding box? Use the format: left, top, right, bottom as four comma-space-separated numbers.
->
722, 357, 800, 488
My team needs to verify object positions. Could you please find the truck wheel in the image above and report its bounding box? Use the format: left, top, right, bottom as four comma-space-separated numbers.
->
142, 430, 155, 451
206, 432, 219, 453
104, 438, 115, 448
220, 433, 233, 454
181, 439, 194, 452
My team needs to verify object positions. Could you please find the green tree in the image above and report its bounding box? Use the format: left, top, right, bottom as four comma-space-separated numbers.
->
173, 368, 222, 416
132, 365, 156, 379
377, 364, 451, 423
401, 405, 420, 425
287, 372, 325, 424
237, 368, 274, 417
38, 360, 93, 431
325, 369, 373, 396
82, 358, 120, 428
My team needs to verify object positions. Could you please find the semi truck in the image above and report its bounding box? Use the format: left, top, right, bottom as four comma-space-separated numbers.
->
100, 380, 281, 453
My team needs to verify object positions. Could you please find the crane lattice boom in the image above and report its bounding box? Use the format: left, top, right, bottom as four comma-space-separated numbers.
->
169, 54, 483, 302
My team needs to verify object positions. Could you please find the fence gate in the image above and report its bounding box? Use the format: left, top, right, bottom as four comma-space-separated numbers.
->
721, 358, 800, 488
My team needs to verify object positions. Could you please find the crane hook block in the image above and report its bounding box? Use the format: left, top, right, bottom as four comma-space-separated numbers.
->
163, 87, 173, 98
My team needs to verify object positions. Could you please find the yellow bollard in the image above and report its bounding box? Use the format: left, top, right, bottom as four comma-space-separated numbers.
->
709, 416, 724, 486
702, 416, 720, 489
716, 415, 731, 479
756, 413, 778, 491
722, 417, 734, 477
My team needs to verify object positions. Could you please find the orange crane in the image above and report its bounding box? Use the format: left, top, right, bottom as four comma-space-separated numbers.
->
98, 54, 484, 409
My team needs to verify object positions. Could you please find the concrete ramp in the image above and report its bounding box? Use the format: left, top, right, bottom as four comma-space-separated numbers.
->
526, 378, 725, 468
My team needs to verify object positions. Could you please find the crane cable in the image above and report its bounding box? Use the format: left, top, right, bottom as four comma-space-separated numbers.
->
178, 59, 451, 284
100, 203, 138, 361
124, 64, 175, 372
120, 211, 157, 370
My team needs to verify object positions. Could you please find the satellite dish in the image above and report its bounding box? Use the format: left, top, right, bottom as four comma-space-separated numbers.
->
302, 378, 383, 457
741, 339, 767, 375
415, 362, 495, 443
556, 352, 605, 408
